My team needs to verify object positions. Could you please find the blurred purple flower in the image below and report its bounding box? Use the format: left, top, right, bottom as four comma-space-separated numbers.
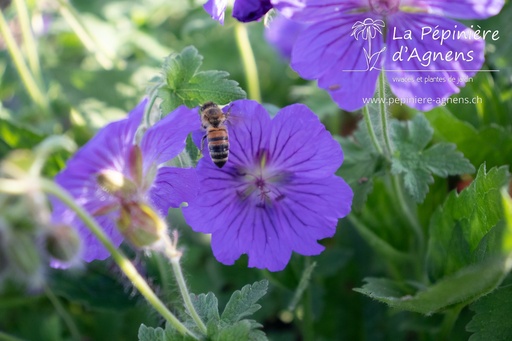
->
183, 100, 353, 271
283, 0, 504, 111
203, 0, 304, 24
203, 0, 273, 23
265, 13, 307, 59
52, 100, 199, 262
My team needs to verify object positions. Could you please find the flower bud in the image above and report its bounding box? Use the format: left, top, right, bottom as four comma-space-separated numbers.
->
117, 202, 167, 248
44, 225, 81, 262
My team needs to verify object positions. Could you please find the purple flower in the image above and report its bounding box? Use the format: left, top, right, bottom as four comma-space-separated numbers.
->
282, 0, 504, 111
265, 13, 307, 59
182, 100, 353, 271
51, 100, 199, 262
203, 0, 273, 23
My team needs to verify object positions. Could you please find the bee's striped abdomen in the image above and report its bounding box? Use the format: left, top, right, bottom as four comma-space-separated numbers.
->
207, 126, 229, 168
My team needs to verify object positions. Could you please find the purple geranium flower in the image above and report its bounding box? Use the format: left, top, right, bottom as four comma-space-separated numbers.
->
203, 0, 273, 23
203, 0, 302, 24
183, 100, 353, 271
281, 0, 504, 111
51, 100, 199, 262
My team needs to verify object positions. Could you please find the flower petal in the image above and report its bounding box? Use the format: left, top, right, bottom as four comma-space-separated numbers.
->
410, 0, 504, 19
203, 0, 227, 24
149, 167, 199, 216
274, 175, 353, 255
291, 13, 383, 111
182, 159, 246, 234
225, 100, 272, 167
233, 0, 273, 22
209, 201, 292, 271
280, 0, 366, 21
141, 105, 198, 170
269, 104, 343, 177
385, 12, 484, 111
265, 14, 307, 60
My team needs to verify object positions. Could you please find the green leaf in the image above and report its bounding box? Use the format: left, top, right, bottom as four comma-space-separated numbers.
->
221, 280, 268, 324
212, 320, 251, 341
466, 189, 512, 340
467, 284, 512, 341
337, 120, 385, 211
138, 324, 166, 341
354, 255, 509, 315
390, 114, 475, 203
426, 165, 509, 280
190, 292, 220, 324
425, 107, 512, 169
355, 166, 512, 315
158, 46, 246, 114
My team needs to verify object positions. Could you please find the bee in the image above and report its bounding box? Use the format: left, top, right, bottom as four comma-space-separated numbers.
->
200, 102, 229, 168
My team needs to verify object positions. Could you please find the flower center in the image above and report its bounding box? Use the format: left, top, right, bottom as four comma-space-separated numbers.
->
235, 152, 289, 208
369, 0, 400, 15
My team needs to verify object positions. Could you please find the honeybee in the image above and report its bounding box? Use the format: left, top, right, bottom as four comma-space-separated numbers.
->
200, 102, 229, 168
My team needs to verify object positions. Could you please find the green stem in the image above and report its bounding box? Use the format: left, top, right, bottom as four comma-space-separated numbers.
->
377, 72, 393, 157
13, 0, 43, 87
234, 22, 261, 102
362, 105, 383, 155
287, 260, 316, 312
143, 87, 161, 128
56, 0, 117, 70
39, 179, 198, 340
45, 286, 81, 341
438, 304, 464, 340
300, 258, 315, 341
0, 10, 49, 112
164, 244, 207, 335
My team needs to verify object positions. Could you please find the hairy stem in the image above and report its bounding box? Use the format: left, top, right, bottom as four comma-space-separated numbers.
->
234, 22, 261, 102
163, 239, 207, 335
362, 105, 384, 155
377, 71, 425, 277
377, 72, 393, 157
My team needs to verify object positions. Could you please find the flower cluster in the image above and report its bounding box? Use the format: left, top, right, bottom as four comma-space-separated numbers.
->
52, 99, 353, 271
51, 100, 199, 263
183, 100, 353, 271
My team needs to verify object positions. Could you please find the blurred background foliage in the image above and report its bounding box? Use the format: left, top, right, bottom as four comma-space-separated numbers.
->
0, 0, 511, 340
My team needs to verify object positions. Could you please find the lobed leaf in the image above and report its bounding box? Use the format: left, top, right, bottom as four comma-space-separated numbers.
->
158, 46, 246, 114
390, 114, 475, 203
467, 284, 512, 341
189, 292, 220, 324
354, 255, 509, 315
221, 280, 268, 324
426, 165, 509, 281
138, 324, 165, 341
